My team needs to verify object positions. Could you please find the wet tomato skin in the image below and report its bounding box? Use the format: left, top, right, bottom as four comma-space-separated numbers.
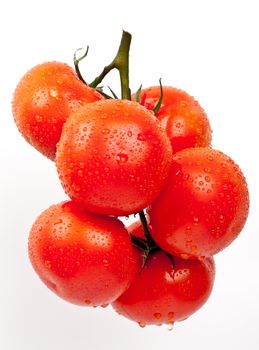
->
12, 62, 103, 160
28, 201, 139, 306
112, 249, 215, 326
148, 147, 249, 258
55, 99, 172, 216
133, 86, 212, 153
157, 99, 211, 153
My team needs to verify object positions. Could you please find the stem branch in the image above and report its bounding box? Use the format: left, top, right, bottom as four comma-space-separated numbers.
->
73, 47, 89, 85
89, 30, 131, 99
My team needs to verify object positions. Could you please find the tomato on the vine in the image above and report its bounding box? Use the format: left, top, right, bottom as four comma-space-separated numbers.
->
112, 241, 215, 326
55, 99, 172, 216
13, 29, 250, 329
28, 201, 139, 306
148, 147, 249, 258
133, 86, 212, 153
12, 61, 103, 160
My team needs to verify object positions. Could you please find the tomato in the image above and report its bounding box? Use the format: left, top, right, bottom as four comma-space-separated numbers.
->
148, 147, 249, 258
112, 248, 215, 326
133, 86, 212, 153
28, 201, 139, 306
55, 99, 172, 216
12, 62, 103, 160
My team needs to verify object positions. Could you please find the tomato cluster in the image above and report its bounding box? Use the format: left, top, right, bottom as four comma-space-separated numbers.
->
12, 31, 249, 329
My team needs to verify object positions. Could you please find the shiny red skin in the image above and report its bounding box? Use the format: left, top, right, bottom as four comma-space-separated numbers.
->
12, 62, 103, 160
112, 249, 215, 326
133, 86, 212, 153
56, 99, 172, 216
28, 201, 139, 306
148, 148, 249, 259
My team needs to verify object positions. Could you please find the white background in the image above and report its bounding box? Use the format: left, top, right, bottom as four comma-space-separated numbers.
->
1, 1, 259, 349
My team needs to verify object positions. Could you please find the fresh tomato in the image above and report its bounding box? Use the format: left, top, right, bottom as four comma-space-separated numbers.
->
112, 248, 215, 326
28, 201, 139, 306
12, 62, 103, 160
55, 99, 172, 216
133, 86, 212, 153
148, 147, 249, 258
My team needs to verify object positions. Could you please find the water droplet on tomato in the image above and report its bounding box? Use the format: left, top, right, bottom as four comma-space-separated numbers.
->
138, 321, 146, 328
153, 312, 162, 319
72, 183, 81, 192
54, 219, 63, 225
49, 89, 58, 98
102, 128, 110, 135
198, 256, 206, 261
167, 322, 174, 331
44, 260, 51, 268
116, 153, 128, 164
191, 245, 197, 252
205, 175, 211, 182
35, 115, 43, 122
79, 162, 85, 169
137, 133, 146, 141
103, 259, 108, 266
219, 214, 224, 223
167, 311, 174, 320
99, 303, 108, 308
180, 253, 190, 260
77, 170, 83, 177
46, 279, 57, 291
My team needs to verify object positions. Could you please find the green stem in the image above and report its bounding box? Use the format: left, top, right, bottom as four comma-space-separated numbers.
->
153, 78, 163, 115
89, 30, 131, 99
130, 235, 149, 251
138, 210, 157, 249
73, 47, 89, 85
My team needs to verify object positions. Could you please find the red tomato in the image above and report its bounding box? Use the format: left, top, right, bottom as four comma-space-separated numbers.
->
55, 99, 172, 216
28, 201, 139, 306
12, 62, 103, 160
112, 249, 215, 326
148, 147, 249, 258
133, 86, 212, 153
